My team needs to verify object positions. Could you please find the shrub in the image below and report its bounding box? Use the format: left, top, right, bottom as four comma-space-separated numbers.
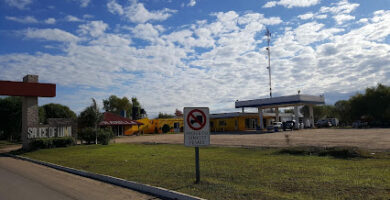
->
79, 127, 114, 145
53, 137, 75, 147
162, 124, 170, 133
97, 127, 114, 145
318, 147, 370, 158
30, 138, 53, 150
78, 127, 96, 144
29, 137, 75, 150
278, 146, 371, 159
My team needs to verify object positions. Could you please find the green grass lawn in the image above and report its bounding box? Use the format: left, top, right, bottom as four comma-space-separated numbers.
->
21, 144, 390, 200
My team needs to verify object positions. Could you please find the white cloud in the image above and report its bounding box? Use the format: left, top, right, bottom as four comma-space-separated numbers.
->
320, 0, 359, 15
6, 16, 57, 25
130, 23, 162, 42
107, 0, 177, 23
188, 0, 196, 7
45, 18, 56, 24
24, 28, 79, 42
83, 14, 94, 19
5, 16, 38, 23
333, 14, 355, 24
74, 0, 90, 8
345, 10, 390, 42
263, 0, 320, 8
263, 1, 277, 8
298, 12, 327, 20
358, 18, 368, 24
298, 12, 314, 20
65, 15, 83, 22
2, 7, 390, 117
107, 0, 124, 15
316, 14, 327, 19
78, 21, 109, 37
4, 0, 32, 9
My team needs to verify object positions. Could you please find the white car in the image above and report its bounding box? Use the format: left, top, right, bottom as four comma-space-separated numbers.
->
272, 122, 283, 128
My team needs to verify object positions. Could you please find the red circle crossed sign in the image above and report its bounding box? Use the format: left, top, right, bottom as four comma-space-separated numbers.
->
187, 109, 206, 130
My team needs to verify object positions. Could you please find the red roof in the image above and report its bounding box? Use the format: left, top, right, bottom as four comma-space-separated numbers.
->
99, 112, 143, 126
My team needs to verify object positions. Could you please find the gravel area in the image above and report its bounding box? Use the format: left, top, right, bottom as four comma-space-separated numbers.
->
114, 128, 390, 151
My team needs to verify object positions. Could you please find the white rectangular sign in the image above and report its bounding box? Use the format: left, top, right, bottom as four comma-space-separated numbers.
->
184, 107, 210, 147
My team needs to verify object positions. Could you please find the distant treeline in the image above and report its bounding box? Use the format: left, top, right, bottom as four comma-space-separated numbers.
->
301, 84, 390, 126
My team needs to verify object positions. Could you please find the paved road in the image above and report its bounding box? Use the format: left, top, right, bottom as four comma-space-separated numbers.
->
0, 155, 159, 200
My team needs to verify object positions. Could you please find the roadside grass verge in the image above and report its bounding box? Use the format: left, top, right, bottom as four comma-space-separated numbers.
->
0, 140, 19, 147
20, 144, 390, 200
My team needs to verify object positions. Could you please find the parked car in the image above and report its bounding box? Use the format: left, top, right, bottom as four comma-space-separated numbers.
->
282, 121, 294, 131
266, 125, 275, 132
352, 121, 369, 128
271, 122, 282, 132
316, 119, 332, 128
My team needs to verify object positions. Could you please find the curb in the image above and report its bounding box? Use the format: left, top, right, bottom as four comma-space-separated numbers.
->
5, 153, 205, 200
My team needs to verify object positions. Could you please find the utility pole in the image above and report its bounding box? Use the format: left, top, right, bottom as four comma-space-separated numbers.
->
265, 28, 272, 98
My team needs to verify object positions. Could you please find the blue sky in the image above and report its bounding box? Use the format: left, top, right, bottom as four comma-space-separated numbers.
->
1, 0, 390, 117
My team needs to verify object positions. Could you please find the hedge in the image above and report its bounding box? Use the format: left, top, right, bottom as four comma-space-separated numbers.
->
29, 137, 75, 150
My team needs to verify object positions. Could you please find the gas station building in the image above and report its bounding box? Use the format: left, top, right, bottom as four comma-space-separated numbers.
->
234, 94, 325, 129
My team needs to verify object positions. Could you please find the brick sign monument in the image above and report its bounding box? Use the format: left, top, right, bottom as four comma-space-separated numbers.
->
0, 75, 74, 149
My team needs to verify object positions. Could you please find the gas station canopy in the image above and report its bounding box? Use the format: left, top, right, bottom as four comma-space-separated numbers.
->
235, 94, 325, 109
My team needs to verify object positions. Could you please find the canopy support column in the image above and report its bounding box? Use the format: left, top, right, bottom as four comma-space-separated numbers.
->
258, 107, 264, 130
309, 105, 314, 128
294, 106, 299, 129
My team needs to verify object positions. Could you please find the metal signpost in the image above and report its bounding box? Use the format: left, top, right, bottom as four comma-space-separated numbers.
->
184, 107, 210, 183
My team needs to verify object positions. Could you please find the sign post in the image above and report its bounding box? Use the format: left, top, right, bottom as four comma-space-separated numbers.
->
184, 107, 210, 184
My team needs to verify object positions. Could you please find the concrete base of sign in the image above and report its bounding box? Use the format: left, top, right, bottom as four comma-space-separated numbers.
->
22, 75, 39, 150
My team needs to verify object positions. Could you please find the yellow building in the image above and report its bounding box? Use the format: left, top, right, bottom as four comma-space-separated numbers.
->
210, 112, 292, 132
124, 113, 291, 135
124, 117, 184, 135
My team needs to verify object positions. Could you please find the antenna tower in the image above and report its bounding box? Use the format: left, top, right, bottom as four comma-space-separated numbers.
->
265, 27, 272, 98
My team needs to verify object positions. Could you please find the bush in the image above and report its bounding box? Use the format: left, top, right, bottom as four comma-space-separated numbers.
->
162, 124, 170, 133
79, 127, 114, 145
29, 137, 75, 150
98, 128, 114, 145
78, 127, 96, 144
53, 137, 75, 147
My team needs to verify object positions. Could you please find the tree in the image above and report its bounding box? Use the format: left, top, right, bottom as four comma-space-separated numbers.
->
334, 100, 352, 124
102, 95, 146, 120
157, 112, 174, 119
284, 109, 294, 114
174, 109, 183, 117
349, 84, 390, 124
78, 98, 103, 130
103, 95, 132, 118
300, 105, 335, 121
0, 97, 22, 141
131, 97, 143, 120
39, 103, 76, 124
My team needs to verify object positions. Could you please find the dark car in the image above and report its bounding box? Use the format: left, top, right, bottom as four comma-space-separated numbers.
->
282, 121, 295, 131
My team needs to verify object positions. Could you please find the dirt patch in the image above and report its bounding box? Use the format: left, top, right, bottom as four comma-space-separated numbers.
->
113, 128, 390, 151
0, 144, 22, 153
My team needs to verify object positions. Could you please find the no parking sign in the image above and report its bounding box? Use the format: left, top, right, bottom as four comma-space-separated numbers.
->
184, 107, 210, 147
